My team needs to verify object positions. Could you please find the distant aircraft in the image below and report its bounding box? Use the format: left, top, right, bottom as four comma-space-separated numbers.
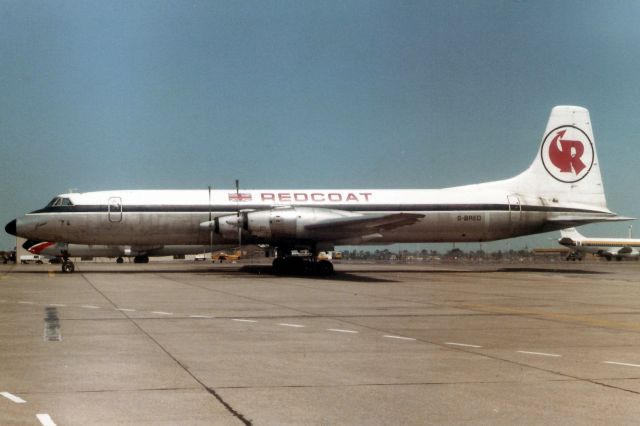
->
22, 240, 218, 269
5, 106, 630, 274
558, 227, 640, 261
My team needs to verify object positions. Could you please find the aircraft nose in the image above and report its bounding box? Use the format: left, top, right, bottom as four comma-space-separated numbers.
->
5, 219, 17, 236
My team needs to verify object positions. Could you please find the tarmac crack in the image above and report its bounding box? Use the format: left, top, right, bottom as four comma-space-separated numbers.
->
79, 273, 253, 426
206, 387, 252, 425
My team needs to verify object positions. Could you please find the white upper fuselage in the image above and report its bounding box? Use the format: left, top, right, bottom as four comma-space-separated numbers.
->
13, 184, 612, 247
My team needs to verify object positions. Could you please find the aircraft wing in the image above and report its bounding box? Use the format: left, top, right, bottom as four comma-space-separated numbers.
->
304, 212, 424, 233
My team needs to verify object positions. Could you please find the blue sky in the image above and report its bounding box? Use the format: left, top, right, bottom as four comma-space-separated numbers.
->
2, 1, 640, 250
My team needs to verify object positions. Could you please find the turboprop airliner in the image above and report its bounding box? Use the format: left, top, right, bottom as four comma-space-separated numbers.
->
5, 106, 629, 274
559, 228, 640, 261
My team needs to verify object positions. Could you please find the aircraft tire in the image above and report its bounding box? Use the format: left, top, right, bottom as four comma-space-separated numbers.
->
116, 257, 124, 264
316, 260, 334, 276
61, 261, 75, 273
272, 258, 285, 275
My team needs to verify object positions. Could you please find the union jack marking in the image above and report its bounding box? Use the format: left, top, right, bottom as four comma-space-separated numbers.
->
228, 193, 252, 202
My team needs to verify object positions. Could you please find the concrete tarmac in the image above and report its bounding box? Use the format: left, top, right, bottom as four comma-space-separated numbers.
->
1, 261, 640, 425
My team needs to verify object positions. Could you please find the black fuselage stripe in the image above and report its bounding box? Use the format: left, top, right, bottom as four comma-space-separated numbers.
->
30, 204, 605, 215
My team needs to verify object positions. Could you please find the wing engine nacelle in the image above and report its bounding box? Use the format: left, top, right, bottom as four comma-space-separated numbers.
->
211, 207, 361, 242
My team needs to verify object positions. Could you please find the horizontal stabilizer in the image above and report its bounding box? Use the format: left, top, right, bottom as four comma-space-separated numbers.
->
548, 215, 635, 227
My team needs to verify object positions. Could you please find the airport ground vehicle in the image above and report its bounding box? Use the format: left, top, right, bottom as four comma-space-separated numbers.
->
20, 254, 46, 264
1, 250, 16, 264
211, 250, 241, 263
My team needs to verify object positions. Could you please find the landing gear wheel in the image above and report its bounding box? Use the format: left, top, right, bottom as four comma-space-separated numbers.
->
61, 261, 75, 273
316, 260, 334, 276
116, 257, 124, 264
272, 257, 285, 275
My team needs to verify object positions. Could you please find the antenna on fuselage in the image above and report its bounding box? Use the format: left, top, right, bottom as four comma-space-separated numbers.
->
208, 185, 213, 256
235, 179, 242, 254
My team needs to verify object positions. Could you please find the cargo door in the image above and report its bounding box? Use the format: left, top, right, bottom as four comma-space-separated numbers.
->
507, 195, 521, 234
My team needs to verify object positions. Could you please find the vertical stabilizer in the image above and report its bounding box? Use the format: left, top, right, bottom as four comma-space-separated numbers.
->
509, 106, 607, 208
559, 227, 584, 240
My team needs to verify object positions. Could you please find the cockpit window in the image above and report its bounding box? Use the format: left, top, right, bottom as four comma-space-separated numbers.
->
47, 197, 74, 207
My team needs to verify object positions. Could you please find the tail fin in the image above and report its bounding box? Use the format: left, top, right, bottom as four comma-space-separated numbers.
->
559, 227, 584, 240
510, 106, 606, 208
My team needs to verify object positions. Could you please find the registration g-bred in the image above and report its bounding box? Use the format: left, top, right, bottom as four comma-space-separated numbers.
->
5, 106, 628, 274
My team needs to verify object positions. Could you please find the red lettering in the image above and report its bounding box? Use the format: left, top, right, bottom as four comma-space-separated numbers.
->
278, 193, 291, 202
345, 193, 358, 202
294, 193, 308, 202
261, 193, 275, 202
360, 192, 372, 201
328, 193, 342, 202
311, 193, 324, 201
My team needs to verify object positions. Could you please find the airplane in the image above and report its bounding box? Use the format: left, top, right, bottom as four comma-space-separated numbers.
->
558, 227, 640, 261
22, 240, 219, 269
5, 106, 630, 274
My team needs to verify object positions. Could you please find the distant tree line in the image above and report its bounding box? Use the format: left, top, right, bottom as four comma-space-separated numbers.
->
340, 248, 536, 262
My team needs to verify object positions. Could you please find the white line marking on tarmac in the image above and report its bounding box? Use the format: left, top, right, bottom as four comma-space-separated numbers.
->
233, 319, 257, 323
445, 342, 483, 348
279, 323, 305, 328
81, 305, 100, 309
36, 413, 57, 426
604, 361, 640, 368
18, 301, 34, 305
0, 392, 26, 403
47, 304, 66, 307
328, 328, 358, 334
190, 315, 214, 318
384, 335, 416, 341
517, 351, 561, 357
116, 308, 136, 312
151, 311, 173, 316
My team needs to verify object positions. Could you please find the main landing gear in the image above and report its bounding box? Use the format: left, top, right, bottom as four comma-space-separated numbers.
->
271, 247, 335, 276
272, 257, 334, 276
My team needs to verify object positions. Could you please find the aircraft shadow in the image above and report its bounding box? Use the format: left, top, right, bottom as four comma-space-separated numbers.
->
238, 265, 399, 283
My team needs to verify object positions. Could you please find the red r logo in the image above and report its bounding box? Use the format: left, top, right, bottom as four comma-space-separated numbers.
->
540, 125, 594, 183
548, 130, 586, 174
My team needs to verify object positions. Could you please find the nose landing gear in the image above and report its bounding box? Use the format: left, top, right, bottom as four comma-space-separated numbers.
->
61, 259, 75, 273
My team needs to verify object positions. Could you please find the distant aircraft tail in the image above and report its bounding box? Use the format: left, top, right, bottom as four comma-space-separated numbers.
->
559, 227, 584, 240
